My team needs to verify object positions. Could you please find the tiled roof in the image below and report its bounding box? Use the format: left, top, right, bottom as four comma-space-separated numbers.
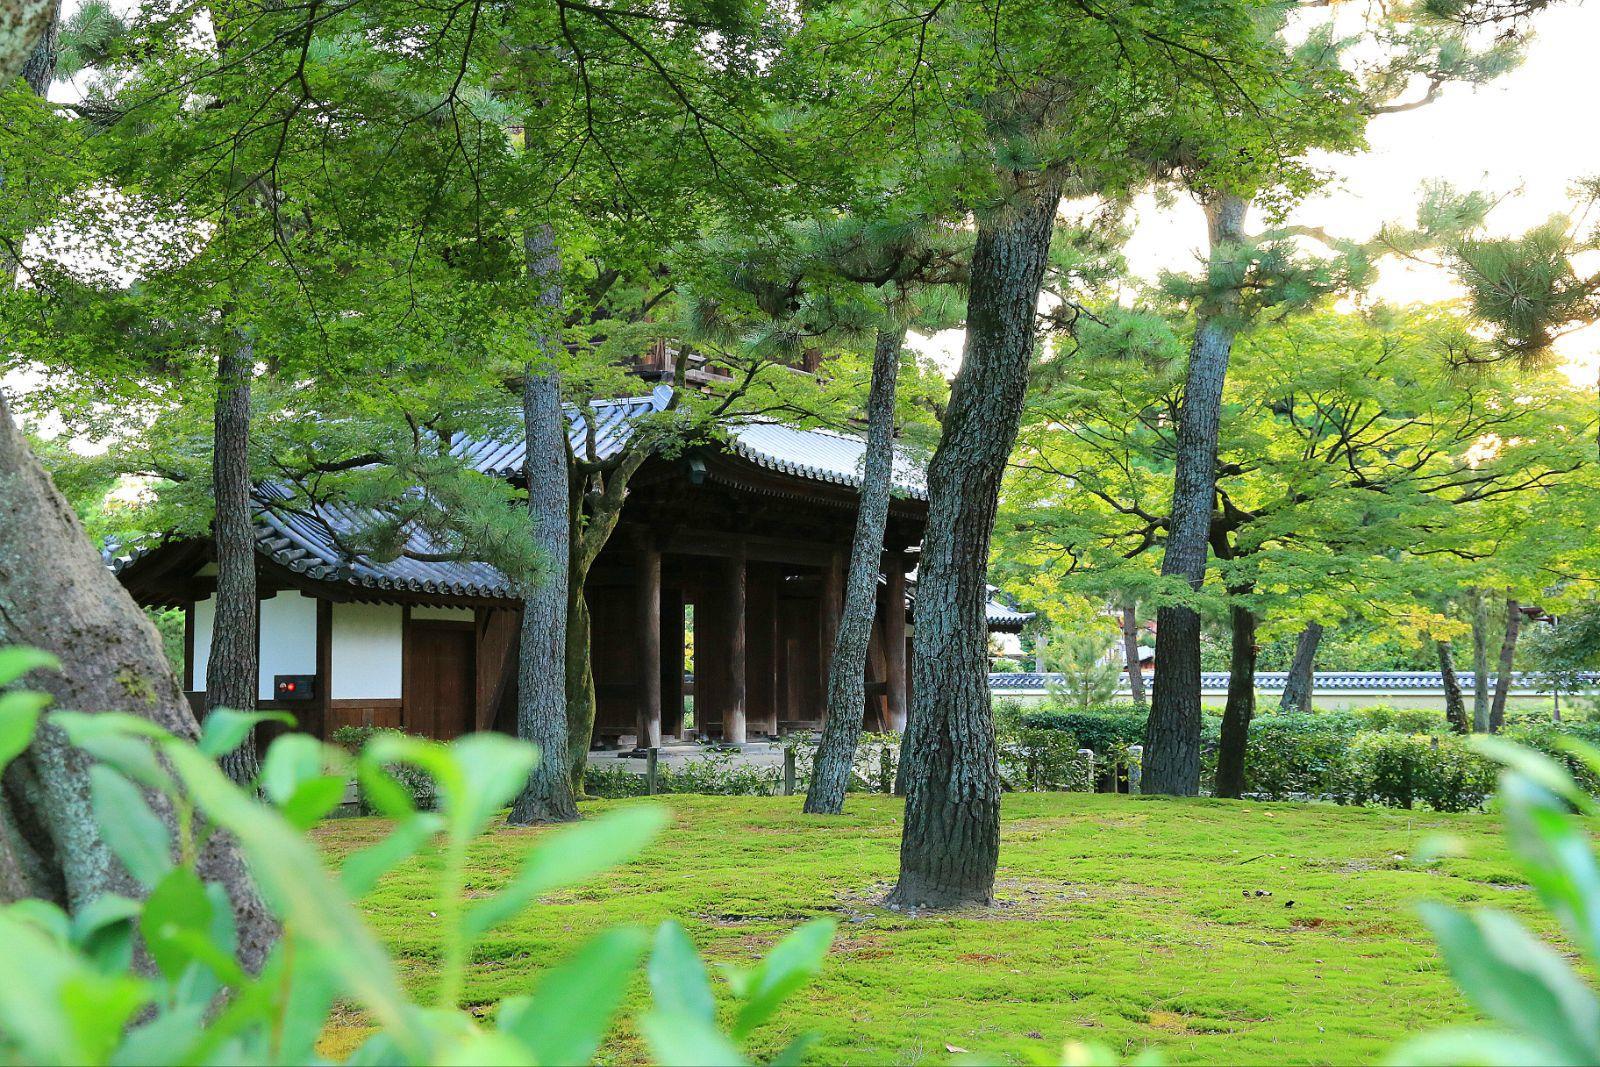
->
458, 387, 927, 499
111, 390, 932, 603
988, 671, 1600, 692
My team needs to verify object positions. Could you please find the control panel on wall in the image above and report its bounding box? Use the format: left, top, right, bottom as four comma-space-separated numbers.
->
274, 675, 317, 701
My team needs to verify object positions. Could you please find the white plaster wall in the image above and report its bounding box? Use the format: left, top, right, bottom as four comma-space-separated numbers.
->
191, 595, 216, 686
258, 592, 319, 701
330, 602, 404, 700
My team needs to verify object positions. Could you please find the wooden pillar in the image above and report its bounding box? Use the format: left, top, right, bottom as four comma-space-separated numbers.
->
313, 597, 332, 741
818, 549, 844, 719
662, 587, 685, 739
884, 551, 908, 732
636, 540, 663, 749
725, 545, 747, 744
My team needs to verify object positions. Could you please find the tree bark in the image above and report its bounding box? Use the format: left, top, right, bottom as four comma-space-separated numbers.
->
1490, 595, 1520, 734
0, 390, 278, 969
206, 332, 260, 785
887, 175, 1061, 911
1438, 640, 1469, 734
1121, 602, 1145, 709
1278, 622, 1323, 713
806, 323, 904, 815
0, 0, 57, 82
1471, 589, 1491, 733
508, 223, 578, 825
1145, 192, 1249, 797
1213, 600, 1256, 800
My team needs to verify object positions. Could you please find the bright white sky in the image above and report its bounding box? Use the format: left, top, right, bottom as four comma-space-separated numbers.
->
913, 2, 1600, 384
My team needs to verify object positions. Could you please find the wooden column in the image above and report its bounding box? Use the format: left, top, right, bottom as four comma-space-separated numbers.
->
636, 540, 663, 749
884, 551, 908, 732
662, 587, 685, 739
725, 545, 748, 743
818, 549, 844, 719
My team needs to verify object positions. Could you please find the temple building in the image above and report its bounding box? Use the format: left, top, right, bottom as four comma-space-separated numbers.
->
110, 388, 1029, 747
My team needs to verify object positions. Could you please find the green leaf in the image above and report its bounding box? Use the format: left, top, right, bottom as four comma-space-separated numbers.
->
731, 918, 836, 1039
340, 813, 447, 898
1470, 737, 1596, 815
498, 926, 649, 1064
51, 711, 174, 791
260, 732, 338, 805
71, 895, 142, 976
639, 1009, 748, 1067
0, 646, 58, 688
88, 765, 172, 888
1421, 903, 1600, 1063
162, 741, 423, 1054
0, 911, 149, 1065
0, 689, 48, 777
464, 805, 667, 940
1498, 775, 1600, 964
141, 866, 215, 981
1388, 1025, 1572, 1065
648, 920, 716, 1026
198, 708, 293, 760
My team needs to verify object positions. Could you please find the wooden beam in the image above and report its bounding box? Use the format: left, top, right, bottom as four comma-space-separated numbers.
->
724, 544, 747, 743
636, 539, 663, 748
663, 529, 836, 568
884, 551, 908, 732
312, 598, 332, 740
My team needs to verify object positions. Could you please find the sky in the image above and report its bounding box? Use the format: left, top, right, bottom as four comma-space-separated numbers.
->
913, 2, 1600, 383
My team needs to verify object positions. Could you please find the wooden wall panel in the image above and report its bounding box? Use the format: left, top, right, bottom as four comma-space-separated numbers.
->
475, 608, 519, 732
328, 699, 404, 733
745, 563, 780, 737
589, 586, 636, 741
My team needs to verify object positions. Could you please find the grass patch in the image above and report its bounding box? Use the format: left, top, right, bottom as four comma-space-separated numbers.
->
312, 793, 1541, 1064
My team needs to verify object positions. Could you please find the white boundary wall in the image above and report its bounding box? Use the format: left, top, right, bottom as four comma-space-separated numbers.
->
329, 602, 404, 700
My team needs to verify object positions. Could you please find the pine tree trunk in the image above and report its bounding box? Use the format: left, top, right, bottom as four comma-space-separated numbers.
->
508, 223, 578, 825
1439, 640, 1469, 734
1471, 590, 1491, 733
1145, 192, 1248, 797
1213, 601, 1257, 799
1490, 595, 1520, 734
1279, 622, 1322, 712
0, 390, 278, 969
806, 324, 904, 815
887, 176, 1061, 911
0, 0, 57, 81
1121, 603, 1145, 709
207, 332, 260, 786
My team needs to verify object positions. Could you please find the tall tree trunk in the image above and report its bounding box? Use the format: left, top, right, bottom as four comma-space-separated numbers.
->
1490, 595, 1520, 734
0, 390, 278, 968
1439, 640, 1469, 734
1121, 602, 1145, 709
1278, 622, 1322, 713
206, 332, 260, 786
1145, 192, 1248, 797
806, 323, 904, 815
0, 0, 57, 80
1471, 589, 1491, 732
508, 223, 578, 825
887, 175, 1061, 911
1213, 600, 1256, 800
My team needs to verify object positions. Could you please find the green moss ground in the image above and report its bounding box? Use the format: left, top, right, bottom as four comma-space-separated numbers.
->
313, 793, 1544, 1064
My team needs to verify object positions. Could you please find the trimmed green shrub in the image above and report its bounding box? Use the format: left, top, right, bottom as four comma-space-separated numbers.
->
997, 727, 1093, 792
330, 724, 435, 812
584, 748, 782, 798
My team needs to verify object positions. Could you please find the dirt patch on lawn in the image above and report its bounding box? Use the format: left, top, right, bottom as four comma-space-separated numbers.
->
832, 877, 1122, 921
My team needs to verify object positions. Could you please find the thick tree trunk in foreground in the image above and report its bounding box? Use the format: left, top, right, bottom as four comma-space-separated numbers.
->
1278, 622, 1322, 713
0, 391, 278, 969
206, 334, 260, 785
806, 324, 905, 815
1490, 595, 1520, 734
508, 223, 578, 825
1471, 590, 1491, 733
0, 0, 57, 81
1145, 192, 1248, 797
1213, 601, 1257, 800
887, 177, 1061, 911
1121, 603, 1146, 709
1439, 640, 1469, 734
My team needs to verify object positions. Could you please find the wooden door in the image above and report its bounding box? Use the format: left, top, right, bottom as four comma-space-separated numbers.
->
405, 622, 476, 740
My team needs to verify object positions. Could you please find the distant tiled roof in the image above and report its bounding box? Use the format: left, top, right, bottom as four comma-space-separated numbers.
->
458, 387, 927, 499
988, 671, 1600, 692
110, 390, 931, 603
